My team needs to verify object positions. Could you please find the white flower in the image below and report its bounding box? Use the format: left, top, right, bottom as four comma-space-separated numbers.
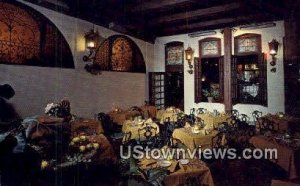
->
45, 103, 58, 114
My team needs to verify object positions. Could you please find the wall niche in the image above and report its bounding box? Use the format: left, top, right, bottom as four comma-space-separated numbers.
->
0, 2, 74, 68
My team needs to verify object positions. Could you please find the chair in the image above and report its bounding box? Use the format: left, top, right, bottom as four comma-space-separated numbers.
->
122, 131, 132, 145
252, 110, 263, 126
212, 132, 227, 149
231, 109, 239, 119
226, 116, 238, 128
121, 131, 137, 149
238, 114, 250, 129
196, 108, 207, 114
138, 125, 159, 148
172, 113, 186, 129
96, 112, 113, 134
190, 108, 195, 115
259, 118, 279, 134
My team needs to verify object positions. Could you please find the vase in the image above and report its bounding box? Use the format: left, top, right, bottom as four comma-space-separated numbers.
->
207, 97, 213, 103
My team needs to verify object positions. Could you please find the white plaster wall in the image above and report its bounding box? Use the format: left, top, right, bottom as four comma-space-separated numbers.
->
154, 21, 285, 118
0, 1, 154, 118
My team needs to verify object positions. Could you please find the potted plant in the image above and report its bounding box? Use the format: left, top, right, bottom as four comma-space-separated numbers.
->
202, 89, 219, 103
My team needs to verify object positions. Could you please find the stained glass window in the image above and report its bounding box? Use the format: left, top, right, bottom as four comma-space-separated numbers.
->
201, 41, 219, 56
234, 34, 261, 55
237, 37, 257, 53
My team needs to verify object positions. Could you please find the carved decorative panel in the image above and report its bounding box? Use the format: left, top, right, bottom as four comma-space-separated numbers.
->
93, 35, 146, 73
0, 3, 40, 64
94, 39, 109, 70
111, 37, 133, 71
0, 2, 74, 68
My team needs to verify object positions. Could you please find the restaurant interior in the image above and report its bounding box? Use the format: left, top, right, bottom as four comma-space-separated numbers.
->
0, 0, 300, 185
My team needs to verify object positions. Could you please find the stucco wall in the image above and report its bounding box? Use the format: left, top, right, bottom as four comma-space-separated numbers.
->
0, 1, 154, 118
153, 21, 285, 117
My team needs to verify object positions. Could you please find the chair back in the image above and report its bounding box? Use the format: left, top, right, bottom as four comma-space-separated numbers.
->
231, 109, 239, 119
260, 118, 278, 134
190, 108, 195, 115
96, 112, 113, 133
240, 114, 250, 123
122, 131, 132, 144
196, 108, 207, 114
212, 132, 226, 148
138, 125, 158, 141
252, 110, 262, 122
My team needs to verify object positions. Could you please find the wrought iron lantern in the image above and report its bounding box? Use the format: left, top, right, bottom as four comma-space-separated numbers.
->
185, 46, 194, 74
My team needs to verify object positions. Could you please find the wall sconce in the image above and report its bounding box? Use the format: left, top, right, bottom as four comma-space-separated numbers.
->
268, 39, 279, 66
83, 29, 100, 62
185, 46, 194, 74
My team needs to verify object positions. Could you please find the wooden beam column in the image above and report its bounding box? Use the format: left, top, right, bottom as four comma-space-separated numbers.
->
223, 27, 232, 113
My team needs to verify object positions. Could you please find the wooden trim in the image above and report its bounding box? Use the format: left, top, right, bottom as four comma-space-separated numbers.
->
198, 37, 221, 58
219, 56, 224, 102
234, 33, 262, 56
149, 2, 240, 26
194, 57, 202, 103
258, 53, 268, 106
223, 27, 232, 113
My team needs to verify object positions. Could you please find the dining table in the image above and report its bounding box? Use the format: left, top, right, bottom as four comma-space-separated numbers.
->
139, 105, 157, 119
138, 157, 214, 186
172, 127, 220, 150
256, 114, 300, 133
121, 119, 160, 141
107, 110, 142, 126
157, 108, 183, 124
249, 135, 300, 180
197, 112, 230, 130
70, 117, 104, 136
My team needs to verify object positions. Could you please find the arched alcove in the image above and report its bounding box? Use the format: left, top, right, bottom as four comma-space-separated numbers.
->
0, 1, 74, 68
93, 35, 146, 73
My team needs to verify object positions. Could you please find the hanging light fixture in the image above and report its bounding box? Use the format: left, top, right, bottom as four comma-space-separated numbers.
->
83, 28, 100, 62
185, 46, 194, 74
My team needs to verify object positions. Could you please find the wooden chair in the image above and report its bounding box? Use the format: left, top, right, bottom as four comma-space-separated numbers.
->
231, 109, 240, 119
122, 131, 136, 148
138, 125, 159, 148
252, 110, 263, 126
96, 112, 113, 134
212, 132, 227, 149
259, 118, 279, 134
196, 107, 207, 114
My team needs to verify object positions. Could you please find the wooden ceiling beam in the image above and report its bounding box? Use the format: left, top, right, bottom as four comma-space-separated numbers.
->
160, 14, 268, 35
129, 0, 195, 12
148, 2, 241, 26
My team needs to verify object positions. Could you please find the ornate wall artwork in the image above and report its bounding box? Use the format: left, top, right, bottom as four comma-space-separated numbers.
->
201, 41, 219, 56
85, 35, 146, 74
166, 43, 184, 65
111, 37, 133, 71
234, 34, 261, 55
0, 2, 74, 68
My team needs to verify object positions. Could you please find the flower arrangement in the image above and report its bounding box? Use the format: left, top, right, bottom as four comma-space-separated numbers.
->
66, 135, 100, 164
45, 101, 70, 118
202, 89, 220, 98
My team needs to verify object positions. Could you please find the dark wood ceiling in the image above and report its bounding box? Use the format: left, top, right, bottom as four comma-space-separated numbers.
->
24, 0, 299, 43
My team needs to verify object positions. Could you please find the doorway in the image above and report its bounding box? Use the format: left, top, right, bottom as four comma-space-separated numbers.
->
165, 72, 184, 110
